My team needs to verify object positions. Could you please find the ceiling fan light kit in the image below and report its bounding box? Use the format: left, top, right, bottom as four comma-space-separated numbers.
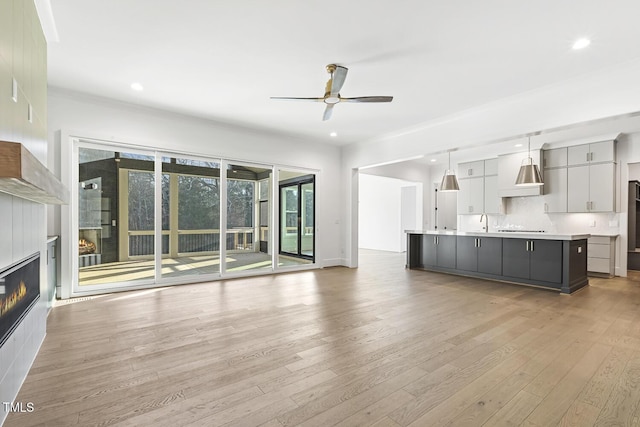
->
271, 64, 393, 121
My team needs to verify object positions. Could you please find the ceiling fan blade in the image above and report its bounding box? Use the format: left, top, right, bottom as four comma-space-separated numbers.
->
322, 104, 334, 121
329, 66, 348, 96
340, 96, 393, 103
270, 97, 324, 102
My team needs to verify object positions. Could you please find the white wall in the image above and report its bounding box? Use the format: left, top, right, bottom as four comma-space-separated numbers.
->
359, 161, 429, 230
358, 174, 420, 252
47, 89, 343, 297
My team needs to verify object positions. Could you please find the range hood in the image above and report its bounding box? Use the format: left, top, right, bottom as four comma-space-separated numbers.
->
0, 141, 69, 204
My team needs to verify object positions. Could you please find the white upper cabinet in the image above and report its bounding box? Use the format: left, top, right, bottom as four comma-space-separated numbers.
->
567, 166, 591, 212
568, 141, 615, 165
543, 147, 567, 169
457, 176, 484, 214
566, 140, 616, 212
588, 163, 615, 212
543, 168, 567, 213
457, 158, 503, 215
589, 141, 616, 163
460, 160, 484, 178
484, 158, 498, 176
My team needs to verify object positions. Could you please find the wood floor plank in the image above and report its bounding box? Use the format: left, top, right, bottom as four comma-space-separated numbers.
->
332, 390, 415, 427
557, 401, 601, 427
482, 390, 543, 427
521, 342, 612, 426
280, 367, 425, 427
578, 346, 635, 409
445, 369, 534, 427
593, 352, 640, 427
7, 250, 640, 427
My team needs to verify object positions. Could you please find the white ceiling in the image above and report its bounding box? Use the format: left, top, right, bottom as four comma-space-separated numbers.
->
45, 0, 640, 147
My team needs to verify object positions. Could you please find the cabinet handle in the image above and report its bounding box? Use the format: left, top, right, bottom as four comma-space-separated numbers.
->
434, 236, 437, 245
477, 239, 481, 248
468, 168, 472, 176
531, 241, 534, 251
526, 241, 530, 251
587, 152, 590, 162
590, 152, 594, 162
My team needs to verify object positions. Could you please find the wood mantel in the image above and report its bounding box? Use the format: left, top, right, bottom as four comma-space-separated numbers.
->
0, 141, 68, 204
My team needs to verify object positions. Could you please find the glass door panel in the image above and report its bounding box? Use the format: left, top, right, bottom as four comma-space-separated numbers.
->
78, 147, 156, 286
160, 157, 221, 279
278, 171, 315, 266
301, 182, 315, 258
280, 185, 299, 255
226, 163, 273, 272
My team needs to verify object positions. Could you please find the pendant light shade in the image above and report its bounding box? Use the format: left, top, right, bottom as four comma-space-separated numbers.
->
515, 137, 543, 186
440, 151, 460, 192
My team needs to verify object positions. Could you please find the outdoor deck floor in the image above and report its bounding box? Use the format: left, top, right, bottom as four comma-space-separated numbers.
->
79, 252, 311, 285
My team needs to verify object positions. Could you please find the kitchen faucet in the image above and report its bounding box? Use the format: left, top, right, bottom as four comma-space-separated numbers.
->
480, 214, 488, 232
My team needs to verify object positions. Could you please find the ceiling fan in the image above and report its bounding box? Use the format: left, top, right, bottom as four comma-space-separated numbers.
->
270, 64, 393, 121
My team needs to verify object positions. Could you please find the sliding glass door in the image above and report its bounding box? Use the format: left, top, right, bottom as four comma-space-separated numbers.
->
78, 147, 157, 286
279, 173, 315, 264
225, 163, 273, 273
160, 157, 221, 279
75, 140, 314, 293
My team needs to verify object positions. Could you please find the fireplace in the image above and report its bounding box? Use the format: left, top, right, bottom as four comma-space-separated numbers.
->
0, 253, 40, 347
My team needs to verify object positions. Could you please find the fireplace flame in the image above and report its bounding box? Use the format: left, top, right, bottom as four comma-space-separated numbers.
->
0, 281, 27, 317
79, 238, 96, 255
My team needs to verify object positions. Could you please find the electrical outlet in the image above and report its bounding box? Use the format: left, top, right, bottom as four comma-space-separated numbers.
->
589, 220, 596, 227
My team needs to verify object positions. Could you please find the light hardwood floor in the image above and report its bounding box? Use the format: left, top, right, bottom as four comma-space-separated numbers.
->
6, 250, 640, 426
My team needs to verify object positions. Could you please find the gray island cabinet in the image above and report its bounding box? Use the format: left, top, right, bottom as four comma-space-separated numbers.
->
406, 231, 589, 294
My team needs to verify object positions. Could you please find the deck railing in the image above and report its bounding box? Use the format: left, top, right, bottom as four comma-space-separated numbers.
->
128, 228, 255, 257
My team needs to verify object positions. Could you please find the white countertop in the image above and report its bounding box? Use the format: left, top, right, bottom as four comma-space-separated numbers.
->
405, 230, 590, 241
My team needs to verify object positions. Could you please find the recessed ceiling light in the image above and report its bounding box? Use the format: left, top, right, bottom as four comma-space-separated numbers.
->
515, 143, 523, 148
131, 82, 144, 91
329, 132, 337, 137
430, 158, 437, 162
572, 38, 591, 50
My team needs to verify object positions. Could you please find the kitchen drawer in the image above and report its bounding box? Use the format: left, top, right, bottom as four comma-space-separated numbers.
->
587, 258, 610, 273
588, 244, 610, 259
589, 236, 611, 245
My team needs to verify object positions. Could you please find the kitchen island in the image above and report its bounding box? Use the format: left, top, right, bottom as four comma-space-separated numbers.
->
406, 230, 590, 294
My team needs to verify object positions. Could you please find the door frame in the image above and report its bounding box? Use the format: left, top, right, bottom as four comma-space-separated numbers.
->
278, 175, 315, 262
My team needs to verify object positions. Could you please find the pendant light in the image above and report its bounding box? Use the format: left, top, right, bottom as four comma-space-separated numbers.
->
440, 151, 460, 192
515, 137, 543, 186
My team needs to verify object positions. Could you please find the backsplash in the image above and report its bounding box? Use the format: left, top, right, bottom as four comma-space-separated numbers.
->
458, 195, 621, 235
